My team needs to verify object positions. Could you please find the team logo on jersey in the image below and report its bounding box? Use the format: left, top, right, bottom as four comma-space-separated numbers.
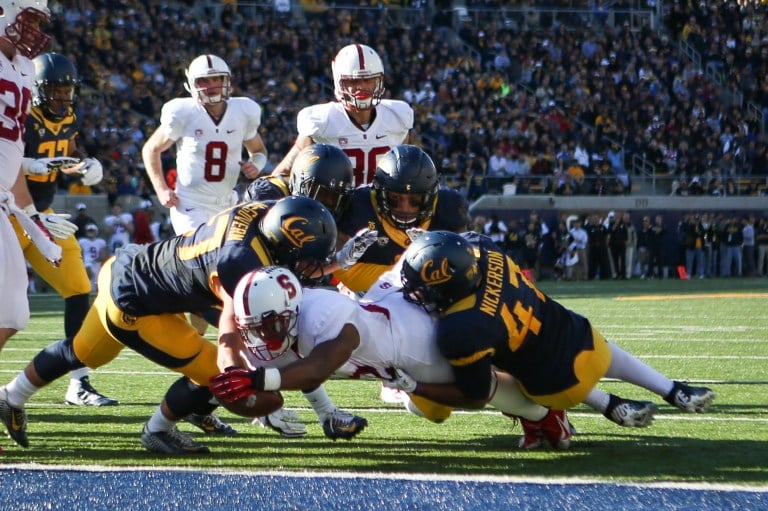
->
281, 217, 316, 248
338, 137, 348, 146
195, 129, 203, 138
420, 258, 452, 285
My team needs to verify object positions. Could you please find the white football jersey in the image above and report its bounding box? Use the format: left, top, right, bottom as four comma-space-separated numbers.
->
0, 51, 34, 330
79, 237, 107, 266
161, 97, 261, 204
0, 52, 34, 190
296, 100, 413, 186
296, 287, 452, 384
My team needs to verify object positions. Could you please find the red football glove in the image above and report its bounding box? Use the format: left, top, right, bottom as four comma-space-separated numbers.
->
209, 367, 265, 404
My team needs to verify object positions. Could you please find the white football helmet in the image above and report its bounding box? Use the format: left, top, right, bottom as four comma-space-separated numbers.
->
331, 43, 385, 112
0, 0, 51, 59
233, 266, 303, 361
184, 54, 231, 105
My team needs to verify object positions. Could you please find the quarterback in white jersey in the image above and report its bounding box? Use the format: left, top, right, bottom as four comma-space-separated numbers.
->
271, 43, 414, 186
143, 54, 268, 235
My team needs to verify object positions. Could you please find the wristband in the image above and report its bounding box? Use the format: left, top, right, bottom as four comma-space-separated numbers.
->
262, 367, 281, 391
249, 152, 267, 171
21, 204, 37, 216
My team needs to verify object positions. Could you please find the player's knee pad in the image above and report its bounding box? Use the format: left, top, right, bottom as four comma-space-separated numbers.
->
33, 337, 85, 383
164, 376, 218, 418
408, 394, 452, 423
64, 293, 90, 339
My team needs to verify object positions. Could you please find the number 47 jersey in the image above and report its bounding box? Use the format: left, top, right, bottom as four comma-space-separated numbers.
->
296, 99, 413, 186
160, 96, 261, 202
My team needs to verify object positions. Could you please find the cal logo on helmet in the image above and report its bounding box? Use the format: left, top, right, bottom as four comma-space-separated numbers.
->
420, 257, 453, 285
281, 216, 316, 248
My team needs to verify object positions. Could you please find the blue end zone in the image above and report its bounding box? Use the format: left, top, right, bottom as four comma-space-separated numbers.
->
1, 468, 766, 510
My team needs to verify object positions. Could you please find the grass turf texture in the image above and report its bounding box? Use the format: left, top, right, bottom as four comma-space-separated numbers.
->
1, 278, 766, 485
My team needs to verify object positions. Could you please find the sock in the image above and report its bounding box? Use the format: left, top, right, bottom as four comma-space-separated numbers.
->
5, 372, 40, 408
302, 386, 336, 417
583, 388, 611, 413
146, 406, 176, 433
487, 370, 548, 421
69, 367, 89, 385
604, 343, 674, 397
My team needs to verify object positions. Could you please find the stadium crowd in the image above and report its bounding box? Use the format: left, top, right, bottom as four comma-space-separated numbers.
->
44, 0, 767, 203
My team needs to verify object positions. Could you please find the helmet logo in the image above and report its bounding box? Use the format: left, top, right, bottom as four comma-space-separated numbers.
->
281, 217, 316, 248
420, 258, 452, 285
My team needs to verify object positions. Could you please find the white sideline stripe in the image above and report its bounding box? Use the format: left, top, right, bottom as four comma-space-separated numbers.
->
1, 462, 767, 492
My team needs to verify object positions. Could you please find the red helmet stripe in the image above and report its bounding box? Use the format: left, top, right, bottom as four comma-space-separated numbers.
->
206, 54, 213, 70
355, 44, 365, 70
241, 271, 259, 317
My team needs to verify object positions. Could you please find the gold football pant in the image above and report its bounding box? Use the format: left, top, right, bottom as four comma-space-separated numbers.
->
71, 258, 218, 386
11, 209, 91, 297
517, 326, 612, 410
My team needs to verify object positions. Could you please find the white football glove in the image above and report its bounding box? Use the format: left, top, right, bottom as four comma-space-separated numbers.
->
335, 227, 382, 270
385, 368, 417, 393
0, 189, 13, 214
405, 227, 427, 242
22, 157, 81, 176
22, 205, 77, 239
79, 158, 103, 186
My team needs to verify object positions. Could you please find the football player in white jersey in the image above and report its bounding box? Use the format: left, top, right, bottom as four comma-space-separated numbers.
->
142, 54, 268, 235
0, 0, 65, 358
209, 266, 574, 450
271, 43, 413, 187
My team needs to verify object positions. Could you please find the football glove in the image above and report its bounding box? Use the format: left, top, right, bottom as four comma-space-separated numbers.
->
21, 205, 77, 239
22, 157, 81, 176
385, 368, 417, 393
405, 227, 426, 242
335, 227, 381, 270
79, 158, 103, 186
5, 200, 62, 266
209, 367, 281, 404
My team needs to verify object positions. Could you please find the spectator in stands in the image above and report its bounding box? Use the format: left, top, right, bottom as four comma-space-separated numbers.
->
72, 203, 98, 240
756, 216, 768, 277
742, 215, 756, 277
568, 216, 588, 281
649, 214, 670, 279
131, 200, 155, 245
103, 203, 134, 254
585, 213, 611, 280
682, 213, 706, 279
720, 212, 743, 277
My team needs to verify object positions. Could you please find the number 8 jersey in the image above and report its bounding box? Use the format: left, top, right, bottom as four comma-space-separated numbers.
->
160, 96, 261, 203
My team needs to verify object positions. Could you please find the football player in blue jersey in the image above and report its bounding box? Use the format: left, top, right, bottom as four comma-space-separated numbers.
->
0, 197, 341, 453
328, 144, 470, 295
389, 231, 716, 439
10, 53, 116, 407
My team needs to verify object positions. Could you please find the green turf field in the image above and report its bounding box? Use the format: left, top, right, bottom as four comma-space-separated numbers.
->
1, 278, 766, 485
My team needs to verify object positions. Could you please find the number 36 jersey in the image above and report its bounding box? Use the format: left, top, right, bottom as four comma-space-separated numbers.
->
160, 97, 261, 201
296, 99, 413, 186
437, 236, 595, 400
